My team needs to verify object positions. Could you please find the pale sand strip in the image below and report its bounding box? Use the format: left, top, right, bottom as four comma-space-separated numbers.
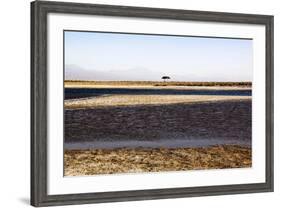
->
65, 94, 251, 109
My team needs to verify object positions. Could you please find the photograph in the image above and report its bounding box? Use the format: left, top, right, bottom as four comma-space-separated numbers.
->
30, 1, 273, 206
63, 31, 253, 176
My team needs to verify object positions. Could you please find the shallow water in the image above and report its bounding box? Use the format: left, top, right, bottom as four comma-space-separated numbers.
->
65, 88, 252, 99
64, 137, 251, 150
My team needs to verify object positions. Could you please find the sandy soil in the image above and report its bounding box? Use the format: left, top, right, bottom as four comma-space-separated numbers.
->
64, 145, 252, 176
65, 94, 251, 109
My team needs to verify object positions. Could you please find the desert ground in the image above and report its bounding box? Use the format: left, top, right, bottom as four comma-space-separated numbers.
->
64, 81, 252, 176
64, 145, 251, 176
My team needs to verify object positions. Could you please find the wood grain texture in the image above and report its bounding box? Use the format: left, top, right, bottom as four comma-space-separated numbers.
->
30, 0, 274, 206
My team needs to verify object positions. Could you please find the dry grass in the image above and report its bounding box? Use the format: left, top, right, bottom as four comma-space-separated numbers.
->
65, 94, 251, 109
64, 145, 252, 176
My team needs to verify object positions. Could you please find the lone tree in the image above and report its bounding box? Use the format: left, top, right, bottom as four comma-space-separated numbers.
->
161, 76, 171, 82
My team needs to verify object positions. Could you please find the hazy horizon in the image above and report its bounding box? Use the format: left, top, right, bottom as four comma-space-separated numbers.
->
65, 31, 253, 82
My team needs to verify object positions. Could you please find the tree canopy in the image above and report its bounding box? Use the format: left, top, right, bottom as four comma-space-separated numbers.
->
161, 76, 170, 80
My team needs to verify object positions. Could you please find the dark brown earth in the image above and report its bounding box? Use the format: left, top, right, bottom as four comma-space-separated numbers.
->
64, 100, 251, 144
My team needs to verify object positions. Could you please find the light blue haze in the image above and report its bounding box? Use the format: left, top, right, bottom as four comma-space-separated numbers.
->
65, 31, 253, 82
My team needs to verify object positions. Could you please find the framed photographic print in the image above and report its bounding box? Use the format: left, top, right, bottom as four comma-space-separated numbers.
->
31, 0, 274, 207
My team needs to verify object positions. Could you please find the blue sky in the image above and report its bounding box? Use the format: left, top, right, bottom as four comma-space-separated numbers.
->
64, 31, 253, 82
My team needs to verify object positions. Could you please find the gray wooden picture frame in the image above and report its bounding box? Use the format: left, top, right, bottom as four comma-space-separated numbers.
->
31, 0, 274, 207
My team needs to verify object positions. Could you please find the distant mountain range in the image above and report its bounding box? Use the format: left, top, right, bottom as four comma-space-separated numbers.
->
65, 64, 172, 81
64, 64, 251, 82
